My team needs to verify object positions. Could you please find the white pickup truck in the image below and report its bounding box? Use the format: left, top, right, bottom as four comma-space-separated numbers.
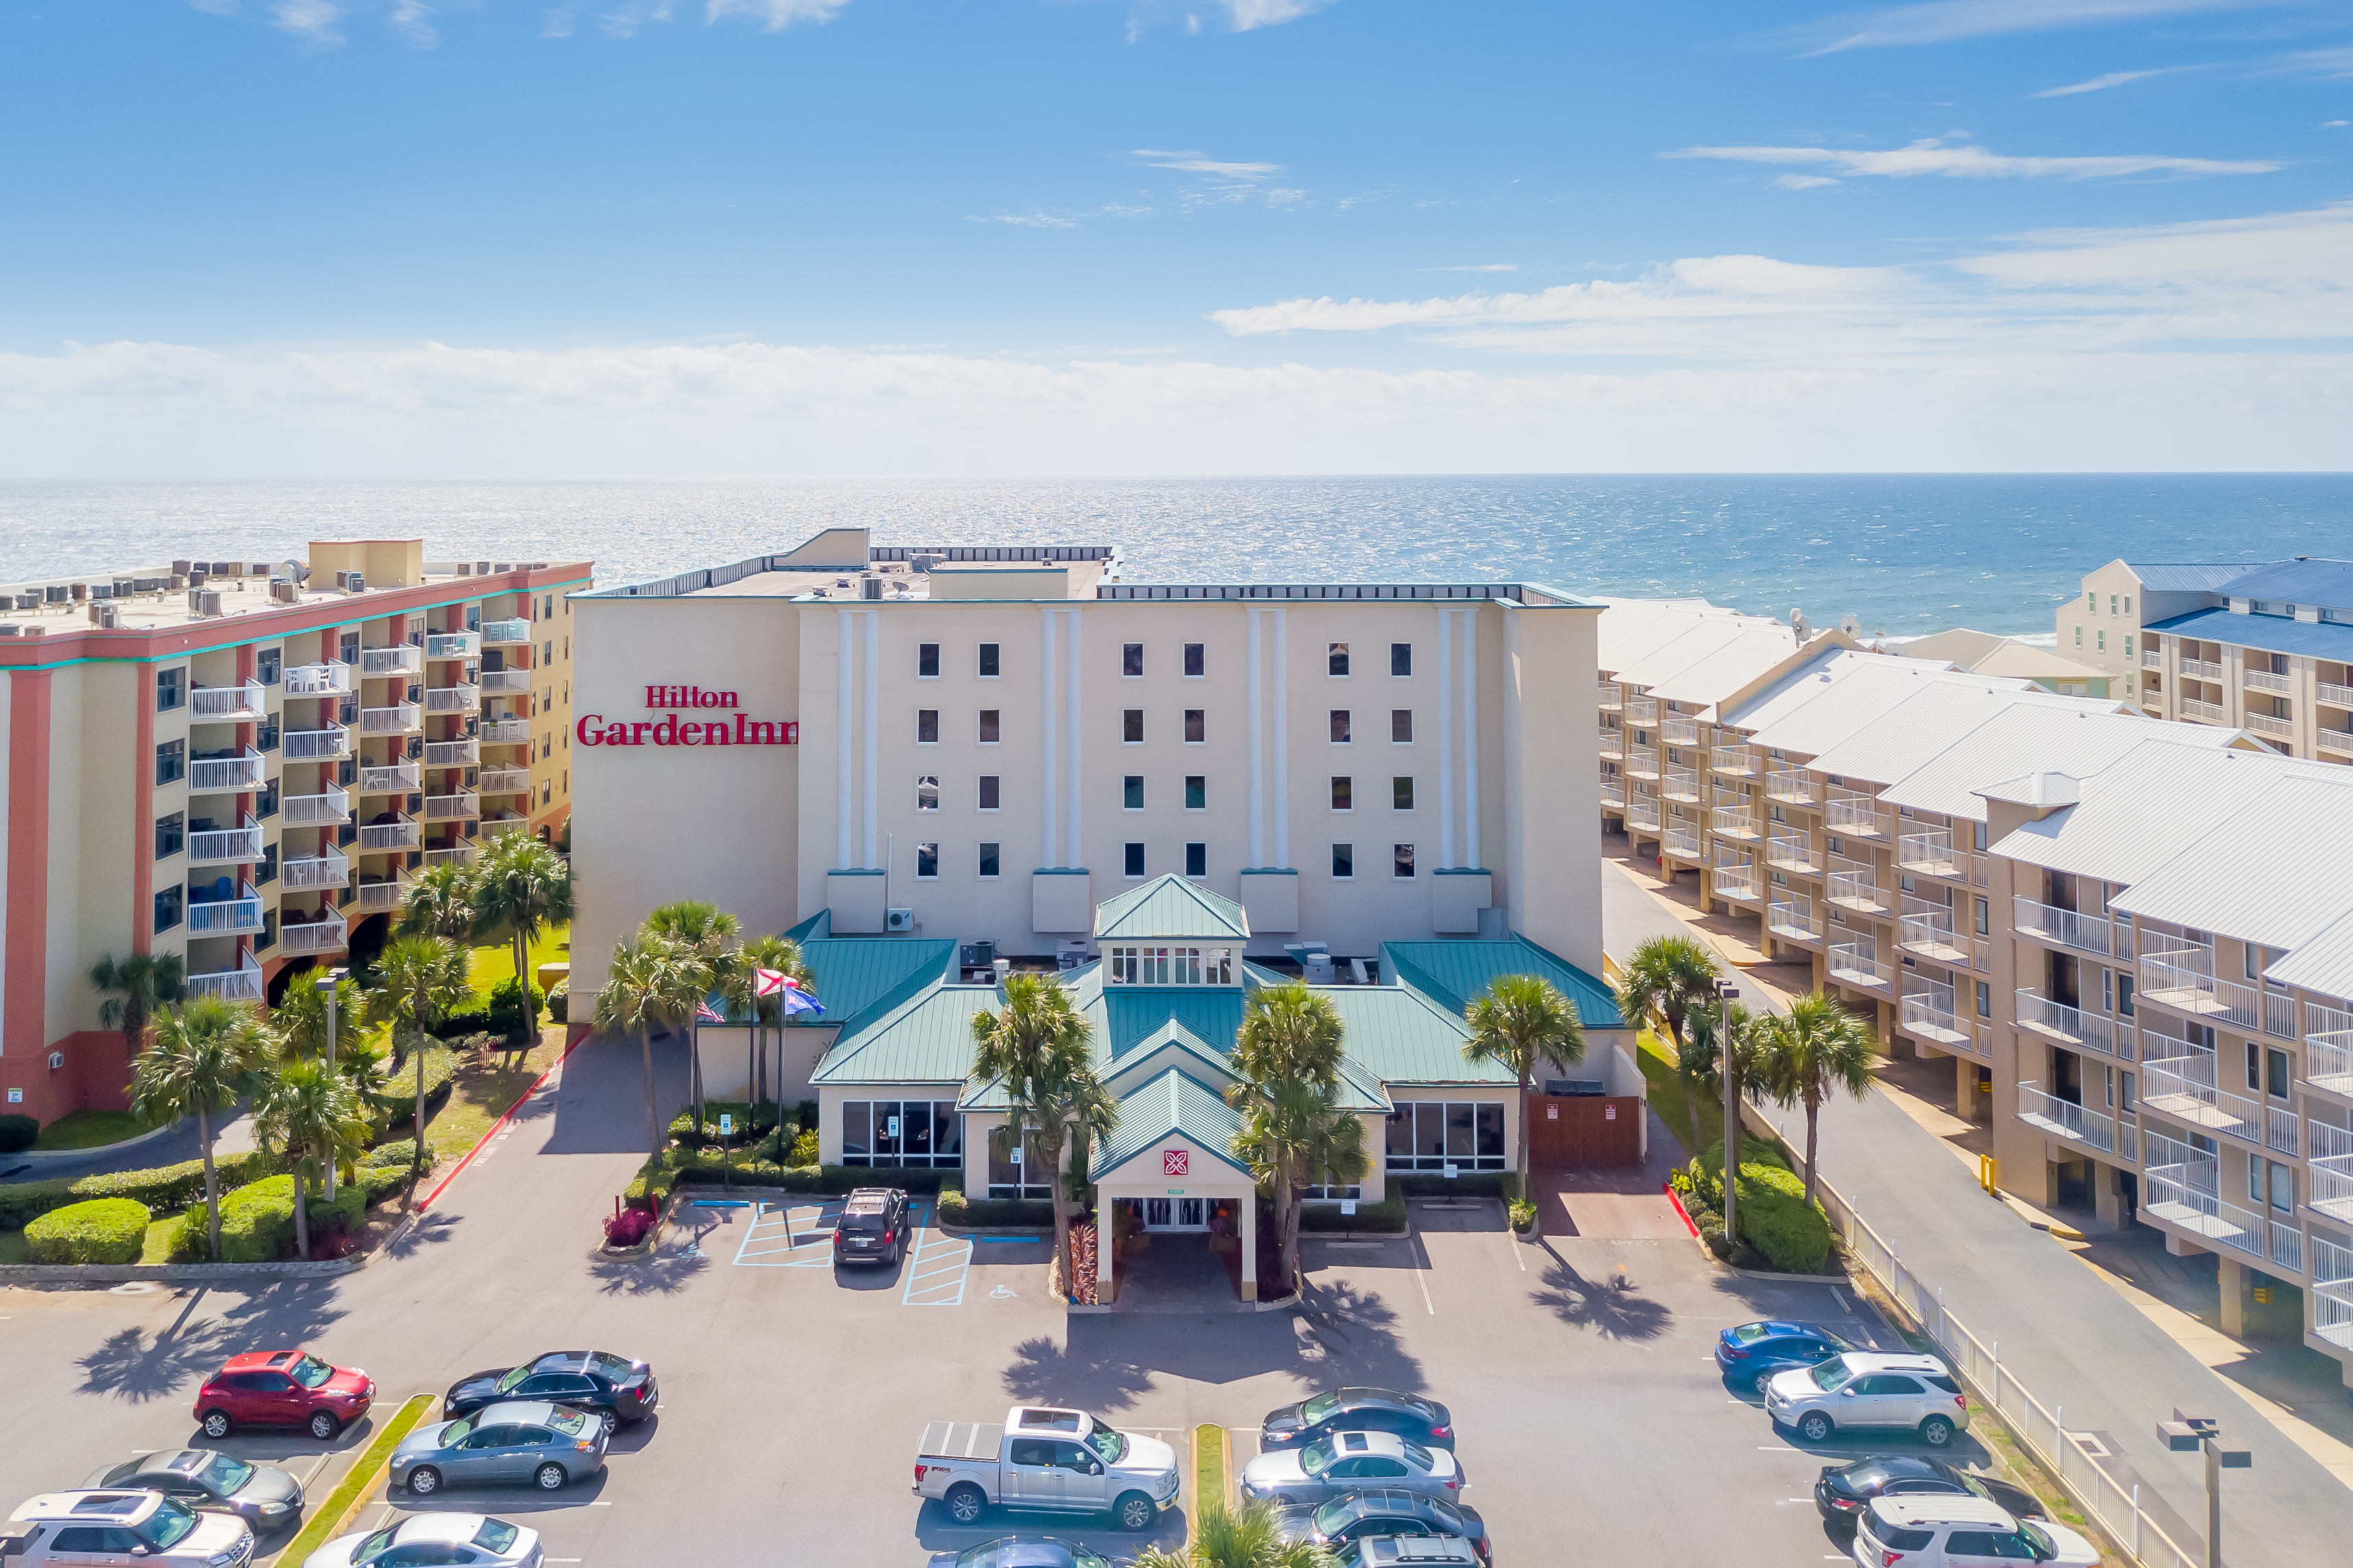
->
914, 1405, 1180, 1532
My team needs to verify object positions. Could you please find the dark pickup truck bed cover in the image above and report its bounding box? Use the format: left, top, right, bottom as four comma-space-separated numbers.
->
919, 1421, 1006, 1462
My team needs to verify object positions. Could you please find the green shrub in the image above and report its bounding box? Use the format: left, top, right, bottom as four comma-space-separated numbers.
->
373, 1048, 456, 1128
1298, 1192, 1409, 1233
486, 976, 545, 1038
363, 1138, 435, 1172
1508, 1199, 1537, 1234
162, 1209, 211, 1262
0, 1114, 36, 1154
217, 1175, 298, 1262
667, 1102, 785, 1146
1736, 1163, 1832, 1275
430, 1004, 491, 1039
627, 1152, 954, 1206
1390, 1171, 1521, 1202
789, 1129, 820, 1167
0, 1149, 287, 1232
24, 1197, 151, 1264
547, 980, 568, 1024
937, 1189, 1055, 1228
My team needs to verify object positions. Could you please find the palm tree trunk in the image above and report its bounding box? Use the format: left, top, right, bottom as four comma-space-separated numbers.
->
515, 930, 533, 1046
642, 1026, 661, 1156
198, 1106, 222, 1262
1804, 1085, 1823, 1209
413, 1035, 427, 1167
1519, 1070, 1539, 1240
1047, 1132, 1073, 1302
292, 1163, 310, 1262
1284, 1192, 1305, 1293
690, 1025, 705, 1132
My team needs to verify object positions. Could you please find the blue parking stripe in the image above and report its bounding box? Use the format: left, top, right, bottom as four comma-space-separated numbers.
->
900, 1199, 973, 1307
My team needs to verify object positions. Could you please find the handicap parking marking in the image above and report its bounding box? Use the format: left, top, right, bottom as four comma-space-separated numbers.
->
902, 1199, 974, 1307
732, 1199, 843, 1267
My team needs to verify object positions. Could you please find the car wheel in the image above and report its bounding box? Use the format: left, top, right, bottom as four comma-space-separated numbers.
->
945, 1484, 986, 1524
1920, 1416, 1955, 1447
308, 1410, 341, 1441
535, 1463, 568, 1491
1753, 1371, 1775, 1395
408, 1467, 442, 1497
1114, 1491, 1155, 1532
200, 1410, 233, 1440
1798, 1412, 1835, 1443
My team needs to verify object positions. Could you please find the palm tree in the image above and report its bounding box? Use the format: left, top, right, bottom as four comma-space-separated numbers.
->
1234, 1078, 1368, 1293
1685, 997, 1769, 1162
1614, 934, 1721, 1156
1462, 973, 1586, 1239
471, 832, 575, 1045
1231, 980, 1345, 1091
596, 934, 703, 1156
971, 973, 1116, 1300
129, 997, 272, 1261
1224, 981, 1351, 1292
273, 971, 365, 1062
371, 936, 473, 1168
1133, 1497, 1332, 1568
253, 1058, 369, 1262
393, 860, 478, 942
643, 901, 741, 1128
90, 951, 186, 1060
738, 934, 809, 1119
1758, 991, 1879, 1208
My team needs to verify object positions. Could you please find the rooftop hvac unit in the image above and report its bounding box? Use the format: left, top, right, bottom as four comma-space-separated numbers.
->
173, 559, 193, 575
271, 581, 299, 604
14, 593, 40, 611
210, 560, 232, 576
885, 907, 915, 933
250, 562, 270, 575
89, 584, 112, 600
334, 571, 352, 590
168, 575, 187, 590
97, 606, 120, 629
188, 588, 223, 617
476, 560, 493, 575
186, 568, 208, 587
44, 585, 69, 603
911, 554, 944, 573
1057, 940, 1092, 971
0, 625, 18, 636
69, 582, 87, 601
862, 577, 883, 600
114, 579, 135, 597
347, 572, 365, 594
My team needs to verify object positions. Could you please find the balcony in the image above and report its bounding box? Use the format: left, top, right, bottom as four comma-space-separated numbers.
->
425, 844, 478, 868
478, 765, 533, 794
1710, 744, 1754, 777
2245, 668, 2291, 694
282, 723, 351, 761
186, 954, 264, 1006
1895, 830, 1960, 878
1897, 899, 1969, 964
1599, 776, 1625, 808
281, 660, 352, 697
2145, 1165, 2264, 1261
1597, 727, 1625, 760
188, 749, 264, 793
186, 883, 263, 934
1827, 856, 1888, 915
424, 791, 479, 821
1711, 806, 1760, 841
426, 631, 481, 660
1662, 716, 1699, 746
1662, 764, 1701, 803
358, 817, 421, 853
480, 669, 533, 694
278, 912, 349, 956
1596, 680, 1622, 712
361, 703, 421, 735
425, 684, 482, 714
360, 645, 423, 677
188, 819, 264, 865
1901, 982, 1971, 1049
1625, 694, 1658, 725
2143, 648, 2163, 670
2307, 1003, 2353, 1095
2142, 1049, 2261, 1143
1767, 898, 1820, 945
1625, 745, 1661, 781
190, 680, 266, 721
425, 738, 480, 767
1766, 829, 1822, 875
1764, 768, 1817, 805
280, 787, 350, 827
280, 849, 351, 890
2012, 896, 2112, 957
2323, 729, 2353, 758
2015, 1084, 2115, 1154
1825, 795, 1883, 837
1625, 797, 1661, 832
2180, 699, 2226, 723
479, 719, 532, 743
2181, 657, 2222, 680
354, 875, 410, 912
2243, 712, 2293, 739
2015, 989, 2119, 1057
1713, 863, 1759, 904
2140, 948, 2264, 1033
1664, 825, 1701, 861
2319, 1239, 2353, 1349
358, 760, 422, 793
1829, 943, 1892, 991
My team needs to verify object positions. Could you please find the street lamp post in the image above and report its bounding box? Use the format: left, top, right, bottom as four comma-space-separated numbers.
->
314, 967, 349, 1199
1717, 980, 1740, 1249
2156, 1409, 2250, 1568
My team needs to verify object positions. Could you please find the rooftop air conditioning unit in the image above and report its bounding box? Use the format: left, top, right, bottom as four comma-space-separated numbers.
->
1057, 940, 1092, 970
476, 561, 493, 575
271, 581, 299, 604
188, 588, 223, 617
173, 559, 193, 575
346, 572, 365, 594
885, 907, 915, 933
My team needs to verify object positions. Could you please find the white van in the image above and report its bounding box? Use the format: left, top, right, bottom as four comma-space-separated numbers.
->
5, 1491, 255, 1567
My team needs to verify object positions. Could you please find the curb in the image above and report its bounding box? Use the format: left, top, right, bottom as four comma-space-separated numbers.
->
1726, 1264, 1851, 1284
0, 1254, 367, 1286
415, 1028, 588, 1215
1664, 1182, 1701, 1239
8, 1119, 187, 1166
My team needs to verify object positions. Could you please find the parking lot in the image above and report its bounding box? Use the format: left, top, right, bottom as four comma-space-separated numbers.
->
0, 1041, 2020, 1567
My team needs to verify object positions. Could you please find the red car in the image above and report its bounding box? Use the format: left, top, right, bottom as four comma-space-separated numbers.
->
194, 1349, 375, 1441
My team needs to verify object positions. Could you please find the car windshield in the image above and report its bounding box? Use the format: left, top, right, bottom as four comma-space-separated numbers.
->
1300, 1392, 1341, 1423
590, 1354, 636, 1381
441, 1416, 478, 1447
354, 1528, 401, 1564
1310, 1498, 1362, 1534
547, 1408, 589, 1436
1399, 1440, 1434, 1470
194, 1453, 255, 1493
1074, 1552, 1110, 1568
1839, 1461, 1896, 1488
288, 1354, 336, 1389
473, 1520, 520, 1553
1730, 1322, 1777, 1343
1299, 1440, 1335, 1476
1087, 1427, 1128, 1464
952, 1546, 1000, 1568
136, 1499, 201, 1550
1810, 1361, 1857, 1392
494, 1365, 534, 1394
2019, 1522, 2058, 1557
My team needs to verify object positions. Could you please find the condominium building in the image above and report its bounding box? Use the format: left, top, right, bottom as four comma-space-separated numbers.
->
0, 541, 587, 1124
2065, 556, 2353, 763
1888, 628, 2110, 698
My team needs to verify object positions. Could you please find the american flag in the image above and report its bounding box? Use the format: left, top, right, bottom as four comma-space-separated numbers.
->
695, 1000, 724, 1024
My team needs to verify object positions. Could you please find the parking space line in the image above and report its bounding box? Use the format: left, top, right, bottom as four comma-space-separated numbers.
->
732, 1200, 841, 1267
1409, 1230, 1436, 1315
902, 1200, 974, 1307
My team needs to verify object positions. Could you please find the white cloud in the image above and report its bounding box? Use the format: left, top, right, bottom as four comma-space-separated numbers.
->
2030, 66, 2196, 97
541, 8, 574, 34
1132, 149, 1283, 180
1333, 189, 1395, 214
1220, 0, 1334, 29
187, 0, 239, 14
974, 212, 1077, 228
391, 0, 436, 45
1669, 136, 2280, 180
2271, 44, 2353, 79
271, 0, 343, 44
1773, 173, 1840, 189
599, 0, 669, 37
1420, 264, 1521, 273
1775, 0, 2271, 54
705, 0, 850, 29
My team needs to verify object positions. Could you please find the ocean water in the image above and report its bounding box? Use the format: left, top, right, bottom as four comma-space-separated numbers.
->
3, 475, 2348, 637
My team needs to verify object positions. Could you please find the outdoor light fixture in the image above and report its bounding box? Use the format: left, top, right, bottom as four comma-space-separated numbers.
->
2154, 1409, 2250, 1568
1716, 980, 1740, 1249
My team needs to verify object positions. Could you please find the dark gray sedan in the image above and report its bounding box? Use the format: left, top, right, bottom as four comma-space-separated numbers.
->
82, 1449, 304, 1528
390, 1401, 610, 1496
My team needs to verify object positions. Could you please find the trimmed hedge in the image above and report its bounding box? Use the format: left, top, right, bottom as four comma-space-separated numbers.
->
937, 1189, 1055, 1228
1736, 1163, 1832, 1276
547, 980, 568, 1024
0, 1149, 286, 1232
374, 1047, 457, 1128
1298, 1191, 1408, 1234
217, 1175, 299, 1262
627, 1153, 954, 1206
0, 1114, 36, 1154
1390, 1171, 1521, 1202
25, 1197, 151, 1264
363, 1138, 437, 1173
667, 1102, 787, 1146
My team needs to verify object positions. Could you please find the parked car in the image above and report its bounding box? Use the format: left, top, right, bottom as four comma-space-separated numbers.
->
302, 1513, 543, 1568
1813, 1456, 2045, 1529
1275, 1489, 1490, 1565
193, 1349, 375, 1441
82, 1449, 304, 1528
1239, 1431, 1463, 1509
1764, 1352, 1969, 1447
913, 1406, 1179, 1532
443, 1351, 658, 1422
1716, 1320, 1855, 1395
390, 1401, 611, 1496
1331, 1539, 1480, 1568
1259, 1388, 1456, 1451
3, 1490, 254, 1568
1853, 1496, 2099, 1566
922, 1536, 1135, 1568
835, 1187, 911, 1267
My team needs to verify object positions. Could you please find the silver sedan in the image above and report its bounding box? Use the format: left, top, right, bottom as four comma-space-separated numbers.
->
1238, 1430, 1464, 1508
390, 1400, 610, 1495
303, 1513, 542, 1568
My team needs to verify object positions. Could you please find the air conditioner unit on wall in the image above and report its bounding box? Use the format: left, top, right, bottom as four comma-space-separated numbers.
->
885, 908, 915, 933
47, 1051, 65, 1070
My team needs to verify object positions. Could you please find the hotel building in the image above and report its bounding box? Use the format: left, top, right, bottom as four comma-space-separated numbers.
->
0, 540, 587, 1124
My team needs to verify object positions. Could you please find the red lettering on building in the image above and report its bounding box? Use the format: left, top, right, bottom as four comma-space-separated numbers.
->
577, 712, 796, 749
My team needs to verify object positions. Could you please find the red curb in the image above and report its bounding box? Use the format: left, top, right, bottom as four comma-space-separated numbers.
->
1664, 1181, 1700, 1239
417, 1030, 590, 1214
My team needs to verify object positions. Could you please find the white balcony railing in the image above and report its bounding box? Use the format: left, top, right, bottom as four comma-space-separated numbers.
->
186, 886, 264, 934
188, 749, 264, 793
2143, 1051, 2262, 1144
1829, 943, 1893, 991
1625, 694, 1659, 725
2245, 668, 2292, 694
278, 913, 349, 956
190, 680, 266, 721
1710, 744, 1754, 777
2145, 1166, 2263, 1260
1662, 716, 1700, 746
426, 631, 481, 659
354, 876, 410, 912
2015, 990, 2119, 1058
186, 954, 264, 1006
358, 818, 422, 853
1625, 797, 1661, 832
1626, 745, 1660, 781
2016, 1084, 2115, 1154
280, 849, 351, 890
2321, 728, 2353, 758
424, 791, 479, 821
1599, 776, 1625, 809
1901, 983, 1970, 1049
424, 845, 478, 868
1766, 829, 1822, 874
2140, 949, 2263, 1033
280, 787, 350, 827
359, 645, 423, 677
1895, 830, 1960, 878
1711, 806, 1760, 841
1825, 795, 1882, 836
2319, 681, 2353, 712
2181, 657, 2222, 680
2271, 1220, 2304, 1276
425, 684, 481, 714
1662, 765, 1701, 803
2012, 896, 2112, 956
281, 660, 352, 697
477, 766, 533, 794
1764, 768, 1817, 804
1713, 863, 1759, 903
188, 821, 264, 865
479, 719, 532, 743
282, 723, 351, 761
361, 703, 421, 735
2268, 1103, 2300, 1158
2312, 1123, 2353, 1226
1827, 856, 1887, 914
1596, 680, 1622, 712
2308, 1004, 2353, 1095
1767, 899, 1819, 943
425, 738, 480, 767
1597, 726, 1624, 760
2142, 648, 2163, 670
2243, 712, 2294, 739
1664, 825, 1701, 861
2180, 699, 2226, 723
358, 760, 422, 793
480, 669, 532, 694
1897, 899, 1968, 963
482, 617, 532, 645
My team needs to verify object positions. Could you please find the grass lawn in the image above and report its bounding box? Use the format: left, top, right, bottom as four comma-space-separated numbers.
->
413, 1028, 569, 1179
32, 1110, 149, 1151
143, 1212, 189, 1263
1638, 1032, 1726, 1163
467, 923, 571, 999
0, 1231, 26, 1265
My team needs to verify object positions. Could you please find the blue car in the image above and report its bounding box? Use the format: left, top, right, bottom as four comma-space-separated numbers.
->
1716, 1319, 1853, 1394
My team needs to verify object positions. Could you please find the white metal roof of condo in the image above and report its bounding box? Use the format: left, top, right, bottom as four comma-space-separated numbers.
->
1594, 599, 1783, 677
2112, 772, 2353, 955
1738, 660, 2043, 761
1716, 645, 1969, 734
1625, 624, 1799, 712
1877, 706, 2245, 824
2267, 909, 2353, 1002
1801, 683, 2121, 791
1986, 740, 2323, 885
2117, 561, 2280, 594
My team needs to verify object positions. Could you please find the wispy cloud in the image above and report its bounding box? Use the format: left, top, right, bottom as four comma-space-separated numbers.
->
1668, 136, 2280, 182
1420, 263, 1521, 273
1773, 173, 1841, 189
599, 0, 669, 37
1132, 149, 1283, 180
2269, 43, 2353, 79
186, 0, 239, 14
972, 212, 1078, 228
271, 0, 343, 44
1333, 188, 1395, 214
390, 0, 436, 45
1221, 0, 1335, 29
541, 8, 574, 34
705, 0, 850, 30
2031, 65, 2200, 97
1769, 0, 2274, 55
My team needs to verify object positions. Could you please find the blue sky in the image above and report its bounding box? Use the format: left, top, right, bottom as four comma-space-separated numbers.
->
1, 0, 2348, 474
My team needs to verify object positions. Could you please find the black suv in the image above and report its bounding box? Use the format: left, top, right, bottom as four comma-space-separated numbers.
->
1277, 1489, 1490, 1565
833, 1187, 911, 1267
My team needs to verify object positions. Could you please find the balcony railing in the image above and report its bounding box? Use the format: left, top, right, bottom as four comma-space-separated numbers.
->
477, 766, 533, 794
188, 819, 263, 865
482, 617, 532, 645
2308, 1003, 2353, 1095
1662, 716, 1699, 746
358, 760, 422, 793
2180, 699, 2226, 723
2245, 668, 2291, 694
1897, 899, 1968, 963
1764, 768, 1817, 804
188, 749, 264, 793
2140, 949, 2263, 1032
361, 703, 421, 735
358, 818, 422, 852
1712, 863, 1759, 903
1625, 745, 1660, 781
354, 875, 410, 912
2319, 681, 2353, 711
480, 669, 533, 694
479, 719, 531, 743
2312, 1123, 2353, 1226
1625, 694, 1658, 725
1710, 744, 1754, 777
190, 680, 267, 721
426, 631, 481, 659
280, 787, 350, 827
2143, 1050, 2261, 1143
1829, 943, 1892, 991
2268, 1103, 2300, 1158
1625, 797, 1661, 832
1711, 806, 1760, 841
2181, 657, 2222, 680
2322, 728, 2353, 758
425, 684, 482, 714
2012, 896, 2112, 957
1595, 680, 1622, 712
186, 954, 264, 1006
1662, 764, 1701, 803
1766, 829, 1821, 874
2015, 989, 2119, 1058
280, 849, 351, 890
1599, 777, 1625, 808
1767, 899, 1819, 943
1664, 825, 1701, 861
2271, 1220, 2304, 1276
281, 660, 352, 696
278, 912, 349, 956
2015, 1085, 2115, 1154
186, 884, 264, 934
2319, 1239, 2353, 1349
1900, 983, 1971, 1049
2145, 1165, 2264, 1260
1827, 856, 1888, 914
1597, 727, 1624, 760
1825, 795, 1882, 836
424, 791, 480, 821
282, 723, 351, 761
2142, 648, 2163, 670
2243, 712, 2293, 739
425, 738, 480, 767
425, 845, 478, 868
360, 645, 423, 677
1895, 830, 1960, 878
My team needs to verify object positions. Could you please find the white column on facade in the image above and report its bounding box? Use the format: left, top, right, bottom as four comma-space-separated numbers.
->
1239, 1195, 1257, 1300
861, 608, 879, 870
1246, 608, 1265, 867
1065, 607, 1083, 869
835, 608, 854, 868
1041, 607, 1059, 867
1272, 606, 1290, 869
1462, 605, 1481, 870
1436, 606, 1456, 870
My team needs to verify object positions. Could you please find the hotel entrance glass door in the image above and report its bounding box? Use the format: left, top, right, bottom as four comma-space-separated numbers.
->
1142, 1198, 1207, 1231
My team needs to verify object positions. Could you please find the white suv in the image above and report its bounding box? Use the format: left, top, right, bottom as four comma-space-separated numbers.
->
1766, 1351, 1970, 1447
1852, 1496, 2099, 1566
5, 1490, 254, 1567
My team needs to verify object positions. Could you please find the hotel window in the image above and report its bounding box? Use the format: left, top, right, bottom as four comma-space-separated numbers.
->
978, 643, 1000, 678
2097, 631, 2105, 652
256, 647, 282, 686
156, 811, 184, 860
1185, 775, 1206, 810
1124, 776, 1145, 810
256, 780, 279, 819
256, 843, 277, 884
1183, 643, 1205, 677
1385, 1102, 1506, 1172
2118, 974, 2134, 1017
988, 1124, 1054, 1198
1388, 710, 1414, 745
1391, 643, 1412, 677
2267, 1047, 2291, 1100
2073, 626, 2082, 647
2124, 596, 2132, 615
1393, 776, 1415, 810
917, 710, 939, 744
153, 885, 184, 934
340, 630, 360, 664
915, 842, 939, 879
1974, 896, 1989, 936
978, 775, 1000, 810
978, 709, 1001, 744
1185, 842, 1207, 878
156, 667, 186, 712
2123, 635, 2133, 658
1329, 643, 1351, 677
978, 842, 1001, 879
1184, 709, 1205, 743
1393, 844, 1416, 879
2108, 595, 2117, 614
1331, 843, 1354, 880
1122, 709, 1144, 743
1123, 843, 1146, 878
1106, 945, 1233, 985
842, 1099, 961, 1169
916, 775, 940, 812
258, 714, 280, 752
2085, 593, 2095, 612
1122, 643, 1145, 677
1331, 776, 1353, 811
156, 738, 186, 786
1330, 710, 1352, 743
1975, 981, 1991, 1019
916, 643, 939, 678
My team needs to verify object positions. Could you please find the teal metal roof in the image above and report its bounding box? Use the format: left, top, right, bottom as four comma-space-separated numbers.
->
1381, 936, 1628, 1033
1092, 875, 1251, 941
1314, 984, 1512, 1087
1092, 1068, 1252, 1180
800, 936, 959, 1035
1100, 987, 1246, 1062
813, 984, 994, 1086
1102, 1017, 1235, 1094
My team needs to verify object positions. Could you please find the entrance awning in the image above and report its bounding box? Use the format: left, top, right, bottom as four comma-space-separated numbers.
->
1090, 1068, 1254, 1183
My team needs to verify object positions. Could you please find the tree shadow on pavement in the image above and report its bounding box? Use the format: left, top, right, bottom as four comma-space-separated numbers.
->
1528, 1252, 1671, 1341
1001, 1332, 1159, 1413
589, 1248, 709, 1297
385, 1210, 463, 1261
1294, 1280, 1427, 1394
76, 1283, 348, 1404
